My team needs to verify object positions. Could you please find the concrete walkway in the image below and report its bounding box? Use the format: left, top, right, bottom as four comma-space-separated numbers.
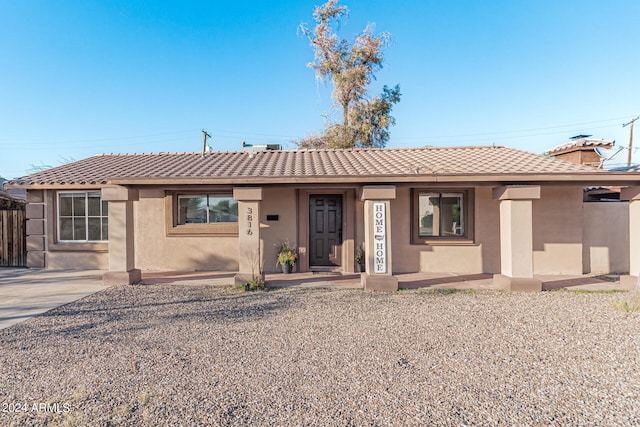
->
0, 268, 108, 330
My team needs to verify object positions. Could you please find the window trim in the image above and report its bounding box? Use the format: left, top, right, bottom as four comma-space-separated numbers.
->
165, 191, 239, 237
57, 191, 108, 243
411, 188, 474, 245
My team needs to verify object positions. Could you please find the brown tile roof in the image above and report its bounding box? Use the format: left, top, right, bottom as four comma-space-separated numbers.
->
8, 145, 633, 188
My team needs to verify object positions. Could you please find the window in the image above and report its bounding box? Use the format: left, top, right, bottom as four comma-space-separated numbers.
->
177, 194, 238, 225
58, 192, 108, 242
412, 190, 473, 243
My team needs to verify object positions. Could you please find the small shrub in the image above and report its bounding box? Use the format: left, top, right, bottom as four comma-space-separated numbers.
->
615, 299, 639, 313
246, 277, 266, 291
355, 243, 365, 264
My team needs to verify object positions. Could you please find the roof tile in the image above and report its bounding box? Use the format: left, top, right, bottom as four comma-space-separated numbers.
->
9, 146, 607, 186
547, 138, 614, 155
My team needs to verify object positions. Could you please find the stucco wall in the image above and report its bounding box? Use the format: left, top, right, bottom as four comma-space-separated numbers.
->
582, 202, 629, 274
390, 186, 500, 274
41, 189, 109, 270
391, 185, 591, 275
47, 251, 109, 269
260, 187, 298, 273
134, 189, 238, 271
32, 184, 630, 276
133, 187, 299, 272
532, 186, 584, 275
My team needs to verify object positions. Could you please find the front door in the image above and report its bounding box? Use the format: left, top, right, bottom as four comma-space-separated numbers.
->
309, 195, 343, 267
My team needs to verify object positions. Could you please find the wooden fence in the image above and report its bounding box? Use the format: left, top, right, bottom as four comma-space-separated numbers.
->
0, 209, 27, 267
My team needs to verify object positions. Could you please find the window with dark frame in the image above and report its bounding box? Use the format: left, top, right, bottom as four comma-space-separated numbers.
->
177, 194, 238, 225
58, 192, 108, 242
413, 190, 471, 243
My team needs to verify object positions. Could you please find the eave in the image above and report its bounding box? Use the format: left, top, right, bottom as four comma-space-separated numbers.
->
7, 172, 640, 190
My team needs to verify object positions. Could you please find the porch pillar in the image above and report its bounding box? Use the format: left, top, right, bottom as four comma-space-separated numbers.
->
233, 187, 263, 286
25, 190, 46, 268
621, 187, 640, 290
102, 186, 141, 285
360, 186, 398, 291
492, 186, 542, 292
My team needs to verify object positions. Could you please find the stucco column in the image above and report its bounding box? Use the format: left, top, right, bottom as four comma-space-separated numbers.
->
233, 187, 263, 286
492, 186, 542, 292
621, 187, 640, 290
102, 186, 141, 285
360, 186, 398, 291
25, 190, 46, 268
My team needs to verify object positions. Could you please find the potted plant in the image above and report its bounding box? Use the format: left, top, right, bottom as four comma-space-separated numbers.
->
355, 243, 365, 273
276, 240, 298, 274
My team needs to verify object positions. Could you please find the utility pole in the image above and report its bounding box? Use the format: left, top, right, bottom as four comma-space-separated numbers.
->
623, 116, 639, 166
201, 129, 212, 156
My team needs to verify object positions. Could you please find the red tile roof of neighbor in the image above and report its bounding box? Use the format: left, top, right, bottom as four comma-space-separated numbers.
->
7, 146, 639, 188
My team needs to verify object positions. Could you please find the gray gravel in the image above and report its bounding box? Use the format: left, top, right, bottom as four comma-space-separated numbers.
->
1, 284, 639, 426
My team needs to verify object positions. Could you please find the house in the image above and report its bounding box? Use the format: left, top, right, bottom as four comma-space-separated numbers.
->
0, 178, 26, 210
6, 146, 640, 291
546, 135, 615, 166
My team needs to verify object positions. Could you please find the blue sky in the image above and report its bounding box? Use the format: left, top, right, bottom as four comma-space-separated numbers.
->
2, 0, 639, 179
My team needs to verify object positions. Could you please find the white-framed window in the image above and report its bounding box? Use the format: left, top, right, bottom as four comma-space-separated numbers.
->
58, 192, 108, 242
177, 194, 238, 225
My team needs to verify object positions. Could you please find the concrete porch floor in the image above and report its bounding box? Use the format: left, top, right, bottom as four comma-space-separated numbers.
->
139, 270, 631, 292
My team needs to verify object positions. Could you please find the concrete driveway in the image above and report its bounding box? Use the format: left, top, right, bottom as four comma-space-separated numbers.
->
0, 269, 108, 329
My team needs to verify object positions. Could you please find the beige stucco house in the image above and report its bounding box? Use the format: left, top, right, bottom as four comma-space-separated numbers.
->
7, 146, 640, 291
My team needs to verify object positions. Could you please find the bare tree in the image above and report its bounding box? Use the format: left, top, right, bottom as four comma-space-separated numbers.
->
297, 0, 401, 149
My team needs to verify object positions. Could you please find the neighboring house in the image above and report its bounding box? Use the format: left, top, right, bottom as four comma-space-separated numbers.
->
6, 146, 640, 291
0, 191, 25, 210
546, 135, 615, 166
0, 178, 26, 209
1, 180, 27, 267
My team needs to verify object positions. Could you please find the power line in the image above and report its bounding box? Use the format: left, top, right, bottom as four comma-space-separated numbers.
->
1, 115, 635, 150
2, 128, 299, 149
392, 124, 622, 147
392, 116, 630, 140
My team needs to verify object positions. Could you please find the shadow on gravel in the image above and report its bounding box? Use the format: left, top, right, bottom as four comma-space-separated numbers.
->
1, 288, 292, 342
267, 273, 361, 288
399, 273, 493, 289
140, 271, 237, 284
542, 276, 610, 291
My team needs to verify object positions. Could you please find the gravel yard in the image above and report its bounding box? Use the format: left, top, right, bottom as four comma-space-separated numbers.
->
1, 284, 639, 426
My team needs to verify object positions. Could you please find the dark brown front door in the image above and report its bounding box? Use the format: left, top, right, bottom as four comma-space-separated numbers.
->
309, 195, 342, 267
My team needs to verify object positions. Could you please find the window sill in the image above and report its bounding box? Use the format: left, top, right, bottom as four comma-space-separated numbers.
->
167, 223, 239, 237
412, 238, 476, 246
49, 242, 108, 252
